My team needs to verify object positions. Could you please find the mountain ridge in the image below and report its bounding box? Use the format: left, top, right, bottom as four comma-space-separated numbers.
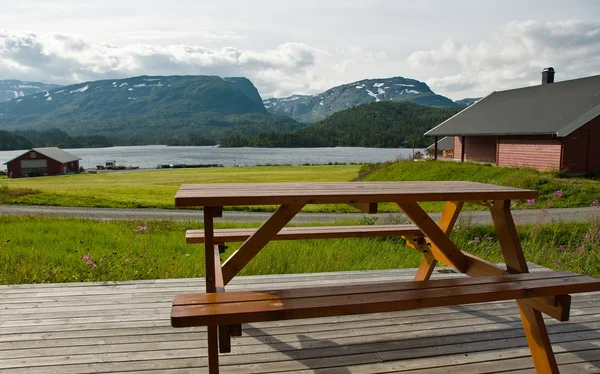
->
263, 76, 460, 123
0, 75, 302, 144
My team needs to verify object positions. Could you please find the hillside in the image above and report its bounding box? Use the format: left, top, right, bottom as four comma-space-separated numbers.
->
0, 80, 62, 103
359, 160, 599, 209
263, 77, 459, 123
220, 101, 460, 148
0, 75, 300, 144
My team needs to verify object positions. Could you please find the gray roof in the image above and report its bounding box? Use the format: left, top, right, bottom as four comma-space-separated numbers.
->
426, 74, 600, 137
3, 147, 81, 165
426, 136, 453, 150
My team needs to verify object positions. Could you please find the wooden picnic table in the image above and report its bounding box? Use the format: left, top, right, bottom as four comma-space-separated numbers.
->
173, 181, 591, 373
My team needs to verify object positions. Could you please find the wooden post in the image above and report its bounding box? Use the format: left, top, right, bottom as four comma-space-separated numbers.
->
490, 200, 559, 373
433, 136, 438, 160
203, 207, 220, 374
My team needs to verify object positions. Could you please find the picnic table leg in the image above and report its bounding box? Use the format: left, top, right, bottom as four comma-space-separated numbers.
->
491, 200, 559, 374
408, 201, 464, 280
204, 207, 220, 373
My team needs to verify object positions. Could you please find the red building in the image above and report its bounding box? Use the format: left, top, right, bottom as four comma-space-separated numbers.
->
426, 69, 600, 173
4, 147, 81, 178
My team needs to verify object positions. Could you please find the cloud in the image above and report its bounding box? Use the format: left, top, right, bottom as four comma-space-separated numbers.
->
407, 20, 600, 96
0, 31, 321, 97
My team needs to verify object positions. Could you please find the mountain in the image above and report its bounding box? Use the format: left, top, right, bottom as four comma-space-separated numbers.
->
220, 101, 461, 148
0, 79, 62, 102
454, 97, 481, 107
263, 77, 460, 123
0, 75, 301, 144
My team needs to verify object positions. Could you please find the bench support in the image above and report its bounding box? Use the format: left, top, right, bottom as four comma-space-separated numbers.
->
413, 201, 463, 280
397, 200, 466, 272
491, 200, 559, 374
222, 203, 306, 284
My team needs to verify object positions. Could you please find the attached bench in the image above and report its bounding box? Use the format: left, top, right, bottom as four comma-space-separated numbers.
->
172, 272, 600, 328
184, 224, 427, 357
186, 224, 424, 244
172, 271, 600, 373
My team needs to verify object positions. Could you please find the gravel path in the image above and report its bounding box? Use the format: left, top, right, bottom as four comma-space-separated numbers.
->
0, 205, 597, 226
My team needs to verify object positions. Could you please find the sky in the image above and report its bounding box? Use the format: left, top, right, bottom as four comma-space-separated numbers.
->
1, 0, 599, 100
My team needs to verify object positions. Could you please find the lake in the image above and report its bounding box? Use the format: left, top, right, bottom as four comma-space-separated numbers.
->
0, 145, 423, 170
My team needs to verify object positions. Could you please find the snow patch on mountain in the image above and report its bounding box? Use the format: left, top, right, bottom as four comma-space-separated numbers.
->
70, 85, 89, 93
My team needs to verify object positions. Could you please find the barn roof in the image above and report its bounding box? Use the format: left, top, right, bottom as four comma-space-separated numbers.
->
3, 147, 81, 165
425, 74, 600, 137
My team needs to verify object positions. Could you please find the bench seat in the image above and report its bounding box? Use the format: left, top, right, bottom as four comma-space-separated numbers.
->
171, 271, 600, 327
186, 224, 423, 244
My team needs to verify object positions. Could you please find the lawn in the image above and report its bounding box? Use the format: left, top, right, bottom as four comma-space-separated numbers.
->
1, 161, 599, 213
0, 165, 361, 211
1, 214, 599, 285
359, 160, 600, 211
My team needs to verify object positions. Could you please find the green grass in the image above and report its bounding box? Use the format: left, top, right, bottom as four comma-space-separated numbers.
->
2, 161, 599, 214
1, 214, 599, 285
0, 166, 361, 211
359, 160, 600, 211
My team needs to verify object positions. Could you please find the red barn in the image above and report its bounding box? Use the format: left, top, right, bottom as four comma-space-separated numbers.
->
4, 147, 81, 178
425, 69, 600, 173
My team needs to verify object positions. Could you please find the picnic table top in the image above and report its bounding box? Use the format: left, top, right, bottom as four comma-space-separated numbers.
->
175, 181, 538, 207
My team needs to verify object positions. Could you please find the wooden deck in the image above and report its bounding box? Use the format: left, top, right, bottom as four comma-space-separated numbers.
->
1, 265, 600, 373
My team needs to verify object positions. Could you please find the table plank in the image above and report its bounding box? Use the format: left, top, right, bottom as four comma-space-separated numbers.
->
175, 181, 537, 207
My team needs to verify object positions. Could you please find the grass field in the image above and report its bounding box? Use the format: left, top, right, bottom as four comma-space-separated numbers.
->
361, 160, 600, 211
0, 165, 361, 211
1, 161, 599, 213
1, 214, 599, 285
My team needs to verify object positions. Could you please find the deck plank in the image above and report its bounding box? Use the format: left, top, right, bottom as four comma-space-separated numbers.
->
1, 267, 599, 373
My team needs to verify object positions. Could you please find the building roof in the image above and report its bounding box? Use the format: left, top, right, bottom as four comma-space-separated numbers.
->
426, 74, 600, 137
425, 136, 453, 151
3, 147, 81, 165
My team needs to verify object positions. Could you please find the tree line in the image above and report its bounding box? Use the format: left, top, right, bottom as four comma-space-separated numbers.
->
220, 102, 460, 148
0, 129, 113, 151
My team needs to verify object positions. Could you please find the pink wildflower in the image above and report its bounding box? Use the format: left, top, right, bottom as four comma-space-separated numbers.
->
137, 225, 148, 233
591, 200, 600, 208
527, 199, 535, 206
576, 247, 585, 254
558, 245, 565, 251
125, 258, 130, 263
473, 237, 481, 243
553, 190, 563, 198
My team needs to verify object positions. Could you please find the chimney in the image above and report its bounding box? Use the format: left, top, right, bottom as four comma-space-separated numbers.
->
542, 67, 555, 85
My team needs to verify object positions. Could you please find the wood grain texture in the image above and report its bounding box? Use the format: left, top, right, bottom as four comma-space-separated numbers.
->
171, 272, 600, 327
175, 181, 538, 207
491, 199, 559, 373
2, 268, 600, 373
186, 224, 424, 244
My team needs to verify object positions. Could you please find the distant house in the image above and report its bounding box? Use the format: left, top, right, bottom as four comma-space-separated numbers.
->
3, 147, 81, 178
425, 68, 600, 173
426, 136, 454, 158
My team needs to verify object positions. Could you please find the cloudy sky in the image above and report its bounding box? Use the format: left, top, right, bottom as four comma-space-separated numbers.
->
2, 0, 599, 100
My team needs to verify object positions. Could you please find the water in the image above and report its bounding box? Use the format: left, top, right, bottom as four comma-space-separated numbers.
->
0, 145, 423, 170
